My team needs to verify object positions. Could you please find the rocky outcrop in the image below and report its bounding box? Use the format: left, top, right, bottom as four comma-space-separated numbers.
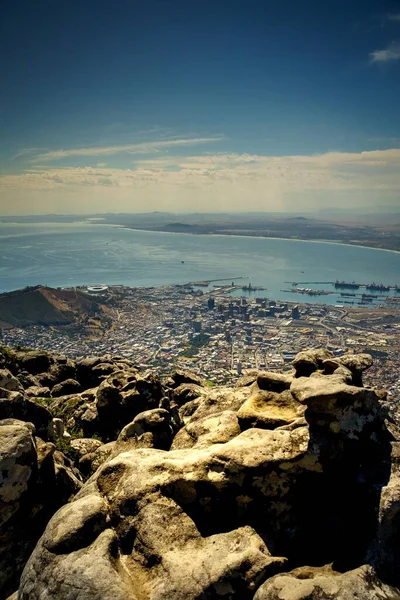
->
0, 369, 23, 392
375, 441, 400, 587
237, 389, 305, 430
253, 564, 400, 599
0, 388, 52, 440
0, 419, 82, 598
0, 345, 398, 599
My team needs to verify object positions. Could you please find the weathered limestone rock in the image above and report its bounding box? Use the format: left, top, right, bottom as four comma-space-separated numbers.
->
375, 442, 400, 587
339, 352, 373, 386
0, 346, 395, 600
18, 350, 53, 375
290, 373, 387, 439
0, 388, 52, 439
178, 397, 204, 423
0, 368, 24, 392
96, 379, 123, 410
172, 383, 207, 405
237, 390, 305, 430
0, 419, 82, 597
185, 386, 252, 424
75, 355, 136, 389
171, 410, 241, 449
25, 385, 51, 398
293, 348, 333, 377
253, 564, 400, 600
256, 371, 293, 393
49, 359, 76, 384
47, 417, 65, 441
35, 371, 57, 388
78, 441, 116, 476
52, 378, 82, 397
70, 437, 103, 461
236, 372, 258, 387
118, 408, 174, 450
0, 420, 36, 524
52, 449, 83, 499
16, 372, 40, 390
19, 433, 298, 599
168, 368, 207, 388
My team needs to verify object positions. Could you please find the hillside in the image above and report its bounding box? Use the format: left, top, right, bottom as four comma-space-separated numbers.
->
0, 286, 102, 328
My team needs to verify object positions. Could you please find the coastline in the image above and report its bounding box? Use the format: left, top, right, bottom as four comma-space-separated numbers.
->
122, 226, 400, 255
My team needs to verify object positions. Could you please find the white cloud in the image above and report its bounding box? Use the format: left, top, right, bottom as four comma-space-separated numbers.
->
1, 148, 399, 215
29, 137, 223, 162
370, 42, 400, 63
387, 14, 400, 22
10, 147, 48, 161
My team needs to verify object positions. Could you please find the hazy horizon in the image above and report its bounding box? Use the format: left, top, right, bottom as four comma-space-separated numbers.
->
1, 0, 400, 215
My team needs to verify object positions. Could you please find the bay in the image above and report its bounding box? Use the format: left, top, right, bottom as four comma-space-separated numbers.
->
0, 221, 399, 306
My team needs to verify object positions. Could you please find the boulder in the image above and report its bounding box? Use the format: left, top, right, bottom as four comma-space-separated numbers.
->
168, 369, 206, 388
178, 397, 204, 424
292, 349, 333, 378
47, 417, 65, 441
0, 420, 36, 526
78, 441, 116, 476
375, 442, 400, 587
19, 434, 296, 599
49, 359, 76, 384
0, 419, 82, 597
52, 450, 83, 499
52, 378, 82, 397
75, 356, 137, 389
117, 408, 173, 450
25, 385, 51, 398
171, 410, 241, 450
339, 353, 373, 386
49, 394, 93, 434
237, 390, 305, 430
236, 373, 258, 387
35, 371, 57, 388
0, 368, 24, 392
91, 362, 119, 378
172, 383, 207, 405
75, 356, 108, 388
70, 437, 103, 461
253, 564, 400, 600
16, 372, 39, 390
185, 386, 252, 424
96, 380, 122, 410
256, 371, 293, 393
0, 388, 52, 440
18, 350, 53, 375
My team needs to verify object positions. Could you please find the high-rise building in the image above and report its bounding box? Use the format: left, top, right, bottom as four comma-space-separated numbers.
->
292, 305, 300, 319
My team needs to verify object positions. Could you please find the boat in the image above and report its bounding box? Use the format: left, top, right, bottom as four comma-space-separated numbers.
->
366, 283, 390, 292
334, 280, 359, 289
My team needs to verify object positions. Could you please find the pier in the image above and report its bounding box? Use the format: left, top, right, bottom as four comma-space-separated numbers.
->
285, 281, 399, 291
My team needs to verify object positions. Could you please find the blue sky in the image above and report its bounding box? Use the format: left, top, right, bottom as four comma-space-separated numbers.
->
1, 0, 400, 214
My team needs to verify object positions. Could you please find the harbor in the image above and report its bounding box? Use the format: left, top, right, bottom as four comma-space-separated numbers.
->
285, 280, 400, 291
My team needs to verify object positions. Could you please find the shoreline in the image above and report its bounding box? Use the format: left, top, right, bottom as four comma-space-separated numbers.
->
122, 226, 400, 255
1, 221, 398, 254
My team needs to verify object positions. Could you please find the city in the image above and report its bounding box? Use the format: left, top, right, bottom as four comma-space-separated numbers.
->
1, 283, 399, 402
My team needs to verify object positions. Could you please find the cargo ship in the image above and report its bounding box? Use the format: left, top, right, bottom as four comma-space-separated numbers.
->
366, 283, 390, 292
334, 281, 360, 289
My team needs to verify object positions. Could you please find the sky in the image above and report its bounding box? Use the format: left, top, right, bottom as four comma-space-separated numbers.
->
1, 0, 400, 215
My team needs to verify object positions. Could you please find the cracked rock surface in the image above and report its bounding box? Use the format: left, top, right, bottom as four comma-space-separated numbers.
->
0, 347, 398, 599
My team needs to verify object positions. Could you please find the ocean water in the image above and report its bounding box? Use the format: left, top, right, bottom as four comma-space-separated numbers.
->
0, 222, 399, 306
